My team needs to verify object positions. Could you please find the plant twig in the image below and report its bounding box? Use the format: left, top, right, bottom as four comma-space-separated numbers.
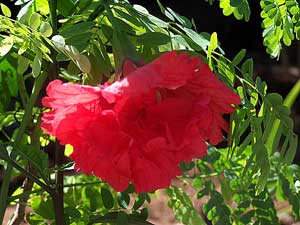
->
8, 166, 34, 225
53, 143, 65, 225
9, 117, 43, 225
0, 146, 52, 193
0, 71, 48, 223
48, 1, 64, 221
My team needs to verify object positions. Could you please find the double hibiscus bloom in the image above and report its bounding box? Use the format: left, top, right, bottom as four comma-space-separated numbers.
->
41, 51, 240, 193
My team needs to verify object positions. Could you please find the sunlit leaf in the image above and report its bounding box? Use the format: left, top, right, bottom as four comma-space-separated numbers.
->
29, 13, 41, 30
232, 49, 246, 66
0, 36, 13, 57
0, 3, 11, 17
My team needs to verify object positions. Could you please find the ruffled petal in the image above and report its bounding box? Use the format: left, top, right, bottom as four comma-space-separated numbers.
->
131, 138, 181, 193
41, 80, 104, 136
102, 51, 201, 103
56, 106, 132, 191
41, 50, 240, 193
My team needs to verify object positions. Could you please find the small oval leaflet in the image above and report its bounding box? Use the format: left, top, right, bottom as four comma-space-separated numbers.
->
65, 45, 80, 61
76, 54, 91, 74
0, 36, 14, 57
0, 3, 11, 17
17, 56, 30, 74
101, 187, 114, 209
210, 32, 218, 50
32, 53, 42, 77
29, 12, 41, 30
40, 22, 53, 37
232, 49, 246, 66
52, 35, 65, 50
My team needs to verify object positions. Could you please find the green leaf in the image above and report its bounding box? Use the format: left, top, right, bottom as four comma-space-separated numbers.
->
40, 22, 53, 37
184, 27, 210, 50
0, 3, 11, 17
81, 187, 100, 211
35, 0, 49, 15
136, 32, 170, 46
254, 140, 270, 194
52, 35, 66, 50
13, 144, 49, 180
0, 36, 14, 57
31, 195, 55, 220
101, 188, 114, 209
17, 0, 34, 22
0, 58, 18, 97
232, 49, 246, 66
65, 45, 80, 60
230, 0, 242, 7
210, 32, 218, 50
18, 40, 29, 55
89, 43, 112, 81
166, 186, 207, 225
29, 12, 40, 30
241, 58, 254, 79
64, 206, 81, 223
65, 33, 92, 52
219, 0, 250, 21
156, 0, 174, 21
17, 56, 30, 74
166, 7, 192, 28
117, 192, 130, 209
60, 21, 95, 38
57, 0, 75, 16
32, 52, 42, 77
75, 54, 91, 74
283, 134, 298, 164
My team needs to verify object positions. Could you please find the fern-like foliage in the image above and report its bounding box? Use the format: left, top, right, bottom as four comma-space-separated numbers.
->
219, 0, 251, 21
207, 0, 300, 58
260, 0, 300, 58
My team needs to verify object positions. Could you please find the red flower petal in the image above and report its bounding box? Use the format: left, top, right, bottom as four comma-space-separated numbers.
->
41, 50, 240, 193
41, 80, 105, 136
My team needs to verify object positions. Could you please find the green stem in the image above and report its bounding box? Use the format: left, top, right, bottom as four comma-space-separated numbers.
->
283, 79, 300, 107
49, 0, 58, 35
16, 73, 29, 109
0, 71, 47, 223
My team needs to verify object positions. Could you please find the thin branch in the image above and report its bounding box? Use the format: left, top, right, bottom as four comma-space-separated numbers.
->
0, 71, 48, 223
0, 146, 52, 194
53, 143, 65, 225
9, 117, 43, 225
8, 166, 34, 225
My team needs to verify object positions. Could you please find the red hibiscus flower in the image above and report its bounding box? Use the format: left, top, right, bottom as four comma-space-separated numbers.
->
41, 51, 240, 193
